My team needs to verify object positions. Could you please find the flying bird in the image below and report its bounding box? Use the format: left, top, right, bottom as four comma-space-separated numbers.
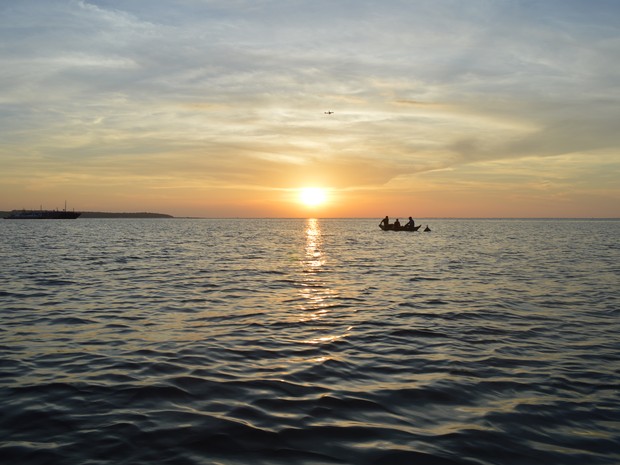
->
324, 111, 334, 115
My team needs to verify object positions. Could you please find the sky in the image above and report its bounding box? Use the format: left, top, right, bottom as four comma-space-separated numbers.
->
1, 0, 619, 218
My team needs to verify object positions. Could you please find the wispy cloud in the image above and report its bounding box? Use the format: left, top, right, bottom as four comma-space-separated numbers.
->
1, 0, 619, 216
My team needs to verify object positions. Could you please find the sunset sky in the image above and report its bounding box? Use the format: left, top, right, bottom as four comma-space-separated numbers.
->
1, 0, 619, 218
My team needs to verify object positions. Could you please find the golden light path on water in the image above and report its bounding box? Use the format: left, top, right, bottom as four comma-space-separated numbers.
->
299, 219, 352, 349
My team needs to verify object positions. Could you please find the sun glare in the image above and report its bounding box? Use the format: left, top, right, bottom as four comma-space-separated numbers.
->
299, 187, 327, 207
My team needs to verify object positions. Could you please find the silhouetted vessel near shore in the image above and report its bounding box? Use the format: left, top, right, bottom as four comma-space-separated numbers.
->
4, 204, 80, 219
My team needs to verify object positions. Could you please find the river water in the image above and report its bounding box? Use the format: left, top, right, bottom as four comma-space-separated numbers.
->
1, 218, 618, 464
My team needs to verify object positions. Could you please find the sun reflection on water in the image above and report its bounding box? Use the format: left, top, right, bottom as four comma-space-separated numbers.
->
304, 218, 324, 271
297, 219, 351, 348
299, 218, 329, 316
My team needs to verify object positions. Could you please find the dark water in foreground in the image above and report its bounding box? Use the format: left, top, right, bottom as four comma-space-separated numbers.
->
1, 218, 619, 465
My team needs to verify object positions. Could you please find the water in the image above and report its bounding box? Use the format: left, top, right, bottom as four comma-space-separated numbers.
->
1, 218, 618, 465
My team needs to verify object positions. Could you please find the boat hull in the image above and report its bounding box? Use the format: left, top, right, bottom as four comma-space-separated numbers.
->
379, 224, 421, 231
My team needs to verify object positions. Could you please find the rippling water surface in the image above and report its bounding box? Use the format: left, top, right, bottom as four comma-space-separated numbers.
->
1, 218, 619, 464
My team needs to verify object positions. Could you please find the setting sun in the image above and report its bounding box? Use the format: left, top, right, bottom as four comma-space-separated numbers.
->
299, 187, 327, 207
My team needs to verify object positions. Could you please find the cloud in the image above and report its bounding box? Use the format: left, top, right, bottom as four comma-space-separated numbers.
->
1, 0, 619, 215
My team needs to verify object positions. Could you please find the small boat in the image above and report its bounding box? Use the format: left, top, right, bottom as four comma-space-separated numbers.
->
379, 224, 421, 231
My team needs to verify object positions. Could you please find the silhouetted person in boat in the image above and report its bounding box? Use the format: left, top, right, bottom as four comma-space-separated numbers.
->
380, 216, 390, 229
424, 225, 431, 232
393, 218, 401, 230
404, 217, 415, 230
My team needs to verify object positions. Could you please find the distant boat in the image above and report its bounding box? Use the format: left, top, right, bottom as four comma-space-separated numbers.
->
4, 204, 81, 219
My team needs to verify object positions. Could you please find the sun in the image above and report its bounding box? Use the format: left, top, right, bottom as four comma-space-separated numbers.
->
299, 187, 327, 207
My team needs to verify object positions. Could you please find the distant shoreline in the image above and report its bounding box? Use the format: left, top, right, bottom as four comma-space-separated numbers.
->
1, 211, 173, 219
79, 212, 174, 218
